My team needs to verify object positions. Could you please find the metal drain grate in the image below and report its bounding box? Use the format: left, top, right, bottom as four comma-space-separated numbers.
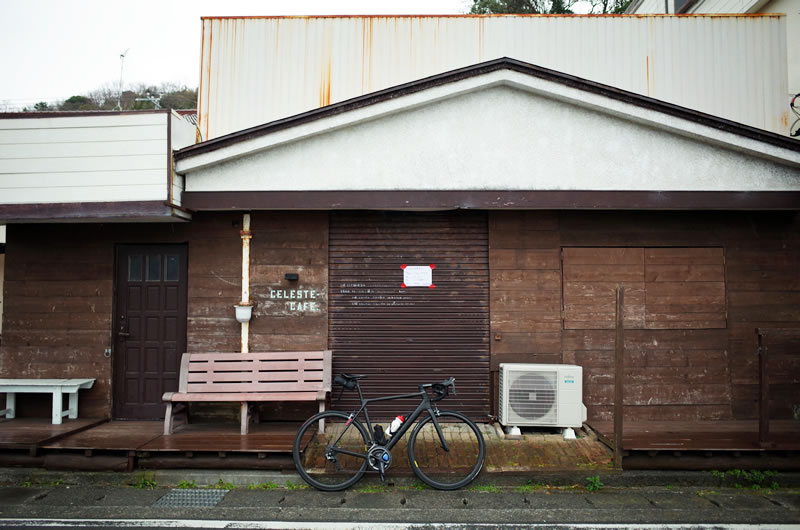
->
152, 488, 229, 508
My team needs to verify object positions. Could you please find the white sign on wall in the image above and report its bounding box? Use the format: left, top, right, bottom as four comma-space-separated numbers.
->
401, 264, 436, 289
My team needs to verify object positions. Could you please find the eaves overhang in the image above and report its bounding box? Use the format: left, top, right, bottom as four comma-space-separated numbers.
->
175, 57, 800, 211
175, 57, 800, 166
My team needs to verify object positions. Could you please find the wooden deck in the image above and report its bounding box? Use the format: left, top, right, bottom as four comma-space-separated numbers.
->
0, 418, 106, 449
0, 418, 306, 457
588, 420, 800, 452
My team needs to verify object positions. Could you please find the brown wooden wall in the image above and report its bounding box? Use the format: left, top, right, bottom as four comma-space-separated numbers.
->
1, 222, 189, 418
1, 209, 797, 423
489, 211, 800, 423
0, 212, 329, 419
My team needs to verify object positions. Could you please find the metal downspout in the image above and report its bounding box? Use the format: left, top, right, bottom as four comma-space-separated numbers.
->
240, 213, 252, 353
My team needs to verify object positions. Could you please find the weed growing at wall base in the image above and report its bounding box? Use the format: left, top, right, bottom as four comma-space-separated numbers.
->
585, 475, 604, 492
132, 473, 157, 489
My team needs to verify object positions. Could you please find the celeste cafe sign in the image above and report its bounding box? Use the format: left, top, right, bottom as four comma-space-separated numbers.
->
269, 288, 322, 313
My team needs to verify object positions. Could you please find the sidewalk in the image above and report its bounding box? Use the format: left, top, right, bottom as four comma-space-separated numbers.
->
0, 468, 799, 527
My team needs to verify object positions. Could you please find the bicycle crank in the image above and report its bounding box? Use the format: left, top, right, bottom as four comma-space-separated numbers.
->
367, 445, 392, 473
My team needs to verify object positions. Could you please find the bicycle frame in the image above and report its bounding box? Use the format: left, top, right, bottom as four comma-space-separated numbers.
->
331, 383, 450, 461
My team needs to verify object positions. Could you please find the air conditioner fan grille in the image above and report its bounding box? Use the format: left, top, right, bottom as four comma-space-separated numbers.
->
508, 370, 557, 423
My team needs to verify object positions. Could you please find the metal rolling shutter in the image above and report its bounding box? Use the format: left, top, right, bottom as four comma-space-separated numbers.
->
329, 211, 490, 420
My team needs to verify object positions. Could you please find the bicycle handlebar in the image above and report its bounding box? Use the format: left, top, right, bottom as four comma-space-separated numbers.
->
420, 377, 456, 401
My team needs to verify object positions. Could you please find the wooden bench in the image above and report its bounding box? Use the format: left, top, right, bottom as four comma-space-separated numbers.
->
0, 378, 95, 424
162, 351, 331, 435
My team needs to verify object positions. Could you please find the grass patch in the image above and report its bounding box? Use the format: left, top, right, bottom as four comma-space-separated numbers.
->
131, 472, 157, 490
710, 469, 779, 490
468, 483, 501, 493
515, 480, 547, 493
397, 480, 430, 491
175, 480, 197, 489
286, 481, 309, 491
354, 484, 390, 493
247, 481, 280, 490
207, 478, 235, 490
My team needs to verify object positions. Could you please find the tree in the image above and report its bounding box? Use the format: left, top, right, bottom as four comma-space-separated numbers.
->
33, 101, 51, 111
469, 0, 577, 14
60, 95, 98, 111
468, 0, 632, 14
586, 0, 631, 13
158, 87, 197, 110
59, 83, 197, 112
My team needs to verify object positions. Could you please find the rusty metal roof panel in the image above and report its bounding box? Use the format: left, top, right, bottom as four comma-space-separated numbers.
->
198, 15, 788, 140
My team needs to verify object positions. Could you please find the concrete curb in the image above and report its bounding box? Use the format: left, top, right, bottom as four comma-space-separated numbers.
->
2, 467, 799, 489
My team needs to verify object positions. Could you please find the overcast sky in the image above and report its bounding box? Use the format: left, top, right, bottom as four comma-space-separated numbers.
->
0, 1, 603, 110
0, 0, 478, 110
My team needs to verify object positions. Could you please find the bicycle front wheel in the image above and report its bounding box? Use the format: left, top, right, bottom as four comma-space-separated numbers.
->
407, 410, 486, 490
292, 411, 369, 491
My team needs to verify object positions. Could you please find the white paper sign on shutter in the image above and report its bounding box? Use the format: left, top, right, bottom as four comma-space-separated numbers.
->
402, 264, 435, 288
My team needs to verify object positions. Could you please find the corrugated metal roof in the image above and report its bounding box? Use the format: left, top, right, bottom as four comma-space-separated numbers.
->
178, 57, 799, 161
198, 14, 788, 140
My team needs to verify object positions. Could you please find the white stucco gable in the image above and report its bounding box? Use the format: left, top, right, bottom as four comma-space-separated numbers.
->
175, 59, 800, 210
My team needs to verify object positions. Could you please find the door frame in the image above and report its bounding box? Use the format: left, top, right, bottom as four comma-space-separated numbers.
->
111, 243, 189, 420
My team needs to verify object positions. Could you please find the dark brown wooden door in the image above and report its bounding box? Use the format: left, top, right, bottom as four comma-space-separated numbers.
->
113, 244, 188, 420
329, 211, 490, 420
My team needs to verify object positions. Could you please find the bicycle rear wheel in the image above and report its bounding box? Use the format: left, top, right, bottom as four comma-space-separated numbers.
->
292, 411, 369, 491
407, 410, 485, 490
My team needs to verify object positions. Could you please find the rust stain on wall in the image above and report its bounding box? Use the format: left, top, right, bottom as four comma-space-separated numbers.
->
361, 17, 373, 94
320, 58, 332, 107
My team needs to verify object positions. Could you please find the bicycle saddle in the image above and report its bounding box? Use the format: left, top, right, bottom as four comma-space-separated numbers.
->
334, 373, 366, 390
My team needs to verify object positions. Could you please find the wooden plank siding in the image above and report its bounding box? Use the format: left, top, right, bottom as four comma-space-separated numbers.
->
0, 212, 329, 421
0, 210, 797, 427
489, 211, 800, 424
562, 247, 726, 330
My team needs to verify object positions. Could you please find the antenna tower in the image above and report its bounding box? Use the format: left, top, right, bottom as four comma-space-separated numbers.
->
116, 49, 129, 111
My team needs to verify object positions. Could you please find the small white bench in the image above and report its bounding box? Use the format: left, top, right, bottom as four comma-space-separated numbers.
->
0, 378, 96, 424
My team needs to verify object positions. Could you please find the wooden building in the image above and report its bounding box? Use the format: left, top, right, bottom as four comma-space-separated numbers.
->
0, 17, 798, 462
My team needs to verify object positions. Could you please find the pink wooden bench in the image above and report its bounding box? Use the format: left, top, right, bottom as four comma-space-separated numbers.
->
162, 350, 331, 435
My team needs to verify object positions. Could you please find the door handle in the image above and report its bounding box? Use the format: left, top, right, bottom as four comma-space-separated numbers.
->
118, 332, 131, 338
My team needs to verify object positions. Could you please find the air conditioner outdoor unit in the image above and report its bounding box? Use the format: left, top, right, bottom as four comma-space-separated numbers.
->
499, 363, 587, 428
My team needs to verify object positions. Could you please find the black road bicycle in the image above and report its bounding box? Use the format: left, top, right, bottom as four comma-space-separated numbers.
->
292, 374, 486, 491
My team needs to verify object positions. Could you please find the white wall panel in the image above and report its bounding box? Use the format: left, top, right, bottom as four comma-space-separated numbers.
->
0, 140, 166, 159
0, 111, 179, 206
679, 0, 800, 98
184, 77, 800, 195
199, 15, 789, 140
0, 183, 167, 204
0, 124, 166, 144
0, 155, 165, 175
